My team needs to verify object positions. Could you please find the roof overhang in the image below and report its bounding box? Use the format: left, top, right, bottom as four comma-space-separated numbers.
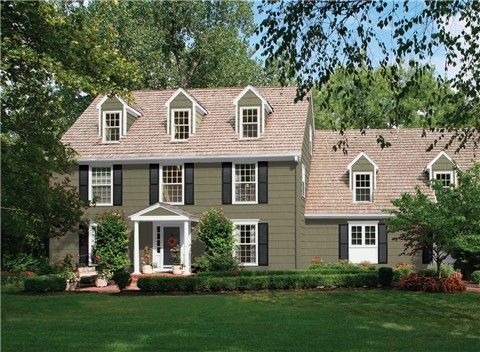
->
233, 85, 273, 114
164, 88, 208, 115
96, 95, 142, 117
76, 153, 300, 165
305, 213, 392, 220
129, 202, 198, 222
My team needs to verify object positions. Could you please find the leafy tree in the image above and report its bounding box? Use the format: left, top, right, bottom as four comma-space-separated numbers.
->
258, 0, 480, 149
387, 163, 480, 277
1, 1, 140, 259
314, 66, 469, 130
94, 212, 130, 276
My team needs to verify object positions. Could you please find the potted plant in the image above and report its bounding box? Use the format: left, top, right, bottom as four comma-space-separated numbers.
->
142, 246, 153, 274
170, 245, 182, 275
63, 254, 78, 291
94, 255, 109, 287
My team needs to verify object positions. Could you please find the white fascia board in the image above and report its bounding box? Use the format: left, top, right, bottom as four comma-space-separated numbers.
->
165, 88, 208, 115
233, 85, 273, 113
77, 153, 300, 165
347, 152, 379, 172
96, 95, 141, 117
425, 151, 455, 178
130, 215, 190, 222
305, 213, 391, 220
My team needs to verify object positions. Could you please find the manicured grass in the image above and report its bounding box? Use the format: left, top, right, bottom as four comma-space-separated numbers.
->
2, 290, 479, 352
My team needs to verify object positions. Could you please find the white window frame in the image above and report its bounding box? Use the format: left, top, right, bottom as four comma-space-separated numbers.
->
433, 171, 455, 188
232, 162, 258, 204
171, 108, 191, 142
309, 126, 313, 155
89, 165, 113, 206
160, 164, 184, 205
352, 171, 373, 203
239, 106, 261, 139
301, 163, 306, 198
102, 110, 122, 144
232, 220, 259, 267
88, 223, 97, 266
348, 221, 378, 248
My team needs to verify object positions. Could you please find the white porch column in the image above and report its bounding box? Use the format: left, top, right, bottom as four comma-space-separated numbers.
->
133, 221, 140, 274
183, 220, 191, 275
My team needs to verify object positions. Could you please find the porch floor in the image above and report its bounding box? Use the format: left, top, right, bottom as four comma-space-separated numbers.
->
76, 273, 192, 293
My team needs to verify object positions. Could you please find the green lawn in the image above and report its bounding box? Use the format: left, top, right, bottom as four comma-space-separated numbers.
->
2, 290, 479, 352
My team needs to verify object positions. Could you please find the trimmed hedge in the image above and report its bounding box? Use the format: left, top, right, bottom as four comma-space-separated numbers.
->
378, 267, 394, 287
138, 272, 378, 293
24, 275, 65, 293
470, 270, 480, 284
197, 268, 371, 277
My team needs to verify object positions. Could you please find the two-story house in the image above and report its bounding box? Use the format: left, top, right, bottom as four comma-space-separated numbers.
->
52, 86, 477, 273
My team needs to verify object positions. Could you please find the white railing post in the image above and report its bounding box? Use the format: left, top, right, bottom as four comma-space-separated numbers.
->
183, 220, 191, 275
133, 221, 140, 274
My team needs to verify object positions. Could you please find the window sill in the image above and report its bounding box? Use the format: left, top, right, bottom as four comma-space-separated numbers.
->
350, 245, 378, 248
239, 263, 258, 267
232, 201, 258, 205
90, 202, 113, 207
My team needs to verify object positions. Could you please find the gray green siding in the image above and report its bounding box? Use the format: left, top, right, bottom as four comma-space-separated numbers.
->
431, 155, 455, 172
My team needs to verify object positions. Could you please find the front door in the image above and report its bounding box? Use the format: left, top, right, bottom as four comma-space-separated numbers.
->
163, 226, 180, 266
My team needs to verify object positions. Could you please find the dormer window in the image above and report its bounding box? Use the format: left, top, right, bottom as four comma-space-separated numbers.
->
347, 152, 378, 203
240, 107, 260, 139
433, 171, 454, 188
103, 111, 121, 142
234, 86, 272, 139
172, 109, 191, 140
426, 151, 457, 188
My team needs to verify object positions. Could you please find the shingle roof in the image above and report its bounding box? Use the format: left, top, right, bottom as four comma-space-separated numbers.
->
306, 129, 479, 216
62, 87, 309, 160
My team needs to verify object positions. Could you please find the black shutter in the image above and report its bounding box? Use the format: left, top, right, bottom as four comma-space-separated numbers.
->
79, 225, 89, 266
378, 223, 388, 264
79, 165, 89, 203
258, 161, 268, 204
422, 246, 432, 264
184, 163, 194, 205
149, 164, 159, 205
222, 162, 232, 204
258, 223, 269, 266
339, 224, 349, 260
113, 165, 123, 206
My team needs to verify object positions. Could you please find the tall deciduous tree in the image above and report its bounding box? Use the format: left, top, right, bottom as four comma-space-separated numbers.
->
258, 0, 480, 149
1, 1, 140, 258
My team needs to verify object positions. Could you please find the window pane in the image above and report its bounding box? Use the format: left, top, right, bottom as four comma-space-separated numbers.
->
351, 226, 362, 245
435, 173, 452, 188
105, 112, 120, 141
365, 226, 376, 245
91, 167, 111, 204
235, 224, 257, 264
355, 173, 371, 202
162, 165, 183, 203
242, 108, 259, 138
173, 110, 190, 140
234, 164, 256, 202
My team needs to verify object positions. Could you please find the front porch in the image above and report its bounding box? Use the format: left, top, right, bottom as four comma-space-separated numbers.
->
129, 202, 198, 275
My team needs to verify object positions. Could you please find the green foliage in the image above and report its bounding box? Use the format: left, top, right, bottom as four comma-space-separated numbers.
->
259, 1, 480, 149
471, 271, 480, 285
94, 212, 130, 276
2, 254, 44, 272
79, 275, 97, 287
378, 267, 394, 287
195, 209, 238, 272
392, 263, 414, 282
112, 269, 132, 291
137, 272, 379, 293
419, 265, 456, 279
1, 1, 139, 259
308, 260, 376, 272
398, 273, 466, 293
23, 275, 66, 293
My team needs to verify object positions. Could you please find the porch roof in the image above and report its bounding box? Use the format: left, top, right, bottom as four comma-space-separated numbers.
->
129, 202, 198, 222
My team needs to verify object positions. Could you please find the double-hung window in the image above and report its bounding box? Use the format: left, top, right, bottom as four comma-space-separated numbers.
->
234, 221, 258, 266
172, 109, 190, 140
353, 172, 373, 202
233, 163, 257, 203
162, 165, 183, 204
90, 167, 112, 206
348, 221, 378, 263
103, 111, 121, 142
240, 107, 259, 139
433, 171, 454, 188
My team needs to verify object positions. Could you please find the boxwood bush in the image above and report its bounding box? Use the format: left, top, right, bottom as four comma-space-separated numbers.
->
24, 275, 65, 293
138, 272, 378, 293
471, 270, 480, 285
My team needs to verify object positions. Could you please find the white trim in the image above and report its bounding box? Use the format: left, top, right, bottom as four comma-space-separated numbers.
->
76, 153, 300, 164
232, 220, 259, 267
305, 213, 391, 220
164, 88, 208, 115
352, 171, 373, 203
232, 162, 258, 204
348, 221, 379, 264
96, 95, 141, 117
160, 164, 184, 205
89, 165, 113, 206
426, 151, 456, 180
96, 95, 141, 136
309, 126, 313, 155
129, 202, 195, 220
88, 222, 97, 266
102, 110, 122, 144
170, 108, 191, 141
133, 221, 140, 274
301, 163, 306, 198
433, 170, 455, 187
233, 86, 273, 113
239, 106, 261, 139
347, 152, 379, 172
131, 215, 189, 222
347, 221, 379, 248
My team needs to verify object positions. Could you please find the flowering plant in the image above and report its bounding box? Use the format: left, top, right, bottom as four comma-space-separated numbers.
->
142, 246, 152, 266
170, 245, 181, 266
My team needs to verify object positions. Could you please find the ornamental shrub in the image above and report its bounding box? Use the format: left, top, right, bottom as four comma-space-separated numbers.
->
194, 209, 237, 272
94, 212, 130, 276
24, 275, 65, 293
378, 267, 394, 287
112, 269, 131, 290
398, 273, 466, 293
392, 262, 414, 282
419, 264, 456, 278
471, 270, 480, 285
